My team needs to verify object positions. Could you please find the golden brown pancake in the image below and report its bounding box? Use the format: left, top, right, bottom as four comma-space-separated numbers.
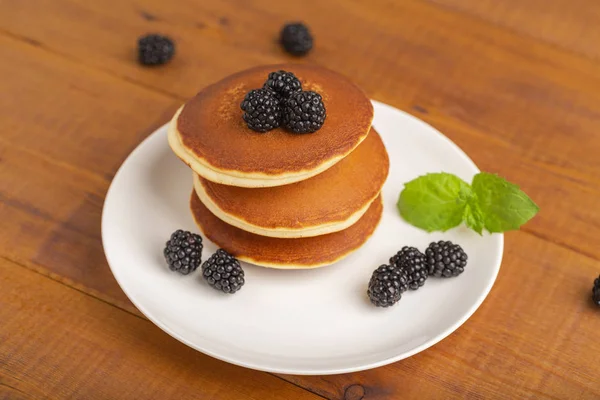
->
193, 128, 389, 238
170, 64, 373, 187
190, 191, 383, 269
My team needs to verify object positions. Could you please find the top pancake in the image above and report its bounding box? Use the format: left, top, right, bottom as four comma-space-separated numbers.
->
170, 64, 373, 187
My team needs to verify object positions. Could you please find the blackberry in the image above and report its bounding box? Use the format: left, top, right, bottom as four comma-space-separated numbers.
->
163, 230, 203, 275
425, 241, 468, 278
263, 70, 302, 99
202, 249, 245, 294
240, 88, 282, 132
138, 34, 175, 66
390, 246, 428, 290
283, 91, 326, 133
367, 264, 409, 307
280, 22, 313, 56
593, 275, 600, 306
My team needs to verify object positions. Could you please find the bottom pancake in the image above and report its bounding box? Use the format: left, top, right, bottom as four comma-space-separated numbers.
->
190, 191, 383, 269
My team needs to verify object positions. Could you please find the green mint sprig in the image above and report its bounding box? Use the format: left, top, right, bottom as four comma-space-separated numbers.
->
397, 172, 539, 234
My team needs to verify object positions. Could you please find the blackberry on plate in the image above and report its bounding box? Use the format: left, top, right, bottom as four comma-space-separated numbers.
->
283, 90, 326, 134
202, 249, 245, 294
425, 241, 468, 278
263, 70, 302, 99
390, 246, 428, 290
367, 264, 409, 307
138, 34, 175, 66
240, 88, 282, 132
593, 275, 600, 306
163, 230, 203, 275
280, 22, 313, 56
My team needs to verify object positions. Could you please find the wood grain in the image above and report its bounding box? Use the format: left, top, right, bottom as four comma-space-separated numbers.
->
0, 258, 323, 400
427, 0, 600, 60
1, 0, 600, 398
0, 33, 175, 309
2, 0, 600, 260
281, 233, 600, 399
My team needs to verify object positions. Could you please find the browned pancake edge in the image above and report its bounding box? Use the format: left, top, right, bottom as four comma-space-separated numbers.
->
190, 191, 383, 268
198, 127, 389, 230
177, 63, 373, 175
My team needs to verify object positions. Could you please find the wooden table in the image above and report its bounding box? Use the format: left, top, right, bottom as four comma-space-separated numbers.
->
2, 0, 599, 398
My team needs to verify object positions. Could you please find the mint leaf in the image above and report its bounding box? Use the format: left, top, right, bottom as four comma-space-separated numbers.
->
398, 173, 472, 232
397, 171, 539, 234
463, 195, 484, 235
472, 172, 539, 233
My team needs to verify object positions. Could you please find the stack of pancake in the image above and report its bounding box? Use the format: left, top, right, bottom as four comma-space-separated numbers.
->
168, 64, 389, 269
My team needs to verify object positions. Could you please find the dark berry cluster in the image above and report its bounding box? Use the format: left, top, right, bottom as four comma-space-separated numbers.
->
264, 70, 302, 99
138, 34, 175, 66
593, 275, 600, 307
368, 241, 468, 307
367, 264, 409, 307
163, 230, 203, 275
280, 23, 313, 56
163, 231, 245, 294
425, 241, 468, 278
241, 70, 326, 134
202, 249, 245, 294
390, 246, 428, 290
283, 91, 326, 134
240, 89, 282, 132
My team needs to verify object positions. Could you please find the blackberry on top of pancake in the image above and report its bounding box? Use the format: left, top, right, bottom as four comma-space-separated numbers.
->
168, 64, 373, 188
240, 69, 326, 134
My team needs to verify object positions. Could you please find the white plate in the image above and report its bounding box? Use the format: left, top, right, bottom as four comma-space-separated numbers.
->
102, 101, 503, 375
